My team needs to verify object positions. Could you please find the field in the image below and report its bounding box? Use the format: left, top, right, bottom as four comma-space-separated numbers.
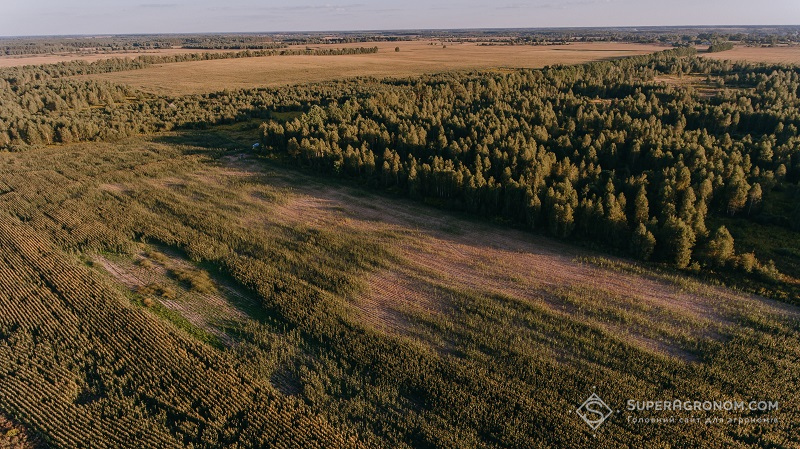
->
82, 41, 665, 95
0, 126, 798, 447
699, 45, 800, 65
0, 48, 239, 68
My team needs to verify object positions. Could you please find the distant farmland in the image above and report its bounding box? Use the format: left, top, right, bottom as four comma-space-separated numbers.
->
82, 41, 665, 95
0, 48, 237, 68
699, 45, 800, 65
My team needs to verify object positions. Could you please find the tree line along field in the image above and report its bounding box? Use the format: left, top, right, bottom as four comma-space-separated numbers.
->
0, 48, 250, 68
251, 47, 800, 301
1, 39, 800, 447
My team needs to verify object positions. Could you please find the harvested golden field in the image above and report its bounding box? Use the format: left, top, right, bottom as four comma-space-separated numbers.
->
0, 48, 237, 68
699, 45, 800, 65
84, 41, 664, 95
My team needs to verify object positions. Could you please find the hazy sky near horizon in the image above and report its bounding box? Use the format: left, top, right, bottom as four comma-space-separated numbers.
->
2, 0, 799, 37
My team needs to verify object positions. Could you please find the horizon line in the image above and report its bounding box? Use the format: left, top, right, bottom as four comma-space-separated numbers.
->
3, 24, 800, 40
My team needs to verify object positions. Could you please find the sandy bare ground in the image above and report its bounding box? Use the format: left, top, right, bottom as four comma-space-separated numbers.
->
699, 45, 800, 65
83, 41, 665, 95
218, 155, 800, 362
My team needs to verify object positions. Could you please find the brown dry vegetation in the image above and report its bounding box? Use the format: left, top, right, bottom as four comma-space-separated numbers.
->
699, 45, 800, 65
83, 41, 664, 95
653, 74, 726, 97
3, 131, 799, 446
0, 413, 43, 449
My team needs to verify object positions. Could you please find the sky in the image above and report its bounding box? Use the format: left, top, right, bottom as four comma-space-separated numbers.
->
1, 0, 799, 37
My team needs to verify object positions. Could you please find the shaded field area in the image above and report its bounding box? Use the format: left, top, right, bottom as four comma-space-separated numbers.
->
83, 41, 664, 95
0, 131, 798, 447
699, 45, 800, 65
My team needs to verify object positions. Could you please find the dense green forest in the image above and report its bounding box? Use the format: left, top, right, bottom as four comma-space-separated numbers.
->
0, 46, 376, 145
708, 42, 735, 53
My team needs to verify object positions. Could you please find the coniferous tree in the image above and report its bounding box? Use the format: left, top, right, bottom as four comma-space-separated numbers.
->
630, 222, 656, 261
706, 226, 735, 267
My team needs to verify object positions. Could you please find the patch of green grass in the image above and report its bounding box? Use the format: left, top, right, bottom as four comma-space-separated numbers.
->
129, 291, 225, 349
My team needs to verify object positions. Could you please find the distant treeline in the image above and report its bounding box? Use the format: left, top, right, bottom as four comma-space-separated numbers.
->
4, 28, 799, 57
0, 33, 398, 56
435, 27, 800, 46
0, 34, 286, 55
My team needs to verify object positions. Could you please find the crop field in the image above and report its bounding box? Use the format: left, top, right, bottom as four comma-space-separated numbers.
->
82, 41, 664, 95
699, 45, 800, 65
0, 128, 798, 447
0, 48, 241, 68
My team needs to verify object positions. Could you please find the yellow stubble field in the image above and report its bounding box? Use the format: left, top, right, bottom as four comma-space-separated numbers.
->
699, 45, 800, 65
0, 48, 237, 68
80, 41, 666, 95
